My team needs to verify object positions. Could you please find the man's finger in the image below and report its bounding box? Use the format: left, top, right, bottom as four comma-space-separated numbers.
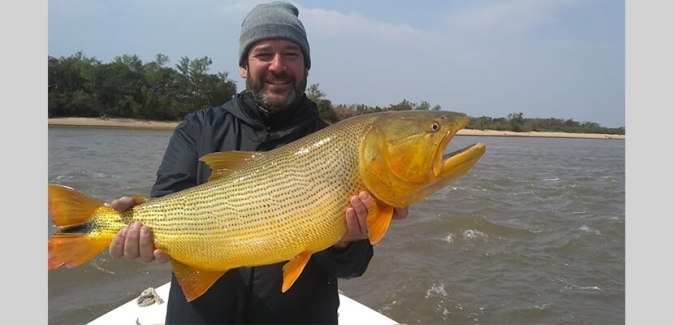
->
123, 222, 142, 259
393, 207, 409, 220
154, 250, 172, 264
109, 227, 128, 259
138, 226, 155, 263
110, 196, 135, 212
354, 192, 370, 236
345, 207, 358, 235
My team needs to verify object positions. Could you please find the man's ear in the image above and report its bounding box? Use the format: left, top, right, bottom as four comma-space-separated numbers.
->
305, 68, 309, 78
240, 65, 248, 79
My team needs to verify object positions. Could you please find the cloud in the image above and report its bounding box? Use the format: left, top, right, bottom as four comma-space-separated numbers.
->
441, 0, 582, 36
217, 0, 262, 13
288, 0, 622, 126
297, 6, 427, 44
217, 1, 427, 44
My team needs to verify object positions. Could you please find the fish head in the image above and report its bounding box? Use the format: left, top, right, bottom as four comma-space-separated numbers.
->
359, 110, 486, 207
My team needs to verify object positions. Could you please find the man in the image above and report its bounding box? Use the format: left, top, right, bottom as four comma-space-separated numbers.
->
107, 2, 408, 324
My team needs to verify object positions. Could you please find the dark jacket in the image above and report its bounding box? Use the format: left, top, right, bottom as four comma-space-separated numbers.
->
151, 91, 374, 324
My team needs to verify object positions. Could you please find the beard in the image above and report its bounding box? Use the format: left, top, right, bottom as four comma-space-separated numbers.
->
246, 69, 307, 114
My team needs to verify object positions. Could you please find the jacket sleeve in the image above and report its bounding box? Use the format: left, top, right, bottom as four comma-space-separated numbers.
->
311, 240, 374, 279
150, 116, 201, 198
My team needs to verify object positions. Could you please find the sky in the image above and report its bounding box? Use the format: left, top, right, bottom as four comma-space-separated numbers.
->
48, 0, 625, 128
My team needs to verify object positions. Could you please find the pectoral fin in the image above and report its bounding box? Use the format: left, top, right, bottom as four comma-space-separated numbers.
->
282, 252, 312, 292
366, 198, 395, 245
171, 260, 226, 302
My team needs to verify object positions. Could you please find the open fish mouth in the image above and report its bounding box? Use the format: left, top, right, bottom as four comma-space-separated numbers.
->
442, 143, 479, 160
434, 141, 486, 179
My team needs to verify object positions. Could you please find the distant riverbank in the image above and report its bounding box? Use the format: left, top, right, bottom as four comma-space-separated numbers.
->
47, 117, 625, 140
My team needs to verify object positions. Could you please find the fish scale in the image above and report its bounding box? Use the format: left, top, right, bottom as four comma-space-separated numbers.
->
118, 114, 374, 270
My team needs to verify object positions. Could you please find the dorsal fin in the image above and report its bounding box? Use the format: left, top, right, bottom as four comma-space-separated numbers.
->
199, 151, 262, 181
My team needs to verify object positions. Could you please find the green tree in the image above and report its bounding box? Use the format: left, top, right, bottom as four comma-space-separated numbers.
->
305, 83, 341, 124
389, 99, 414, 111
171, 55, 237, 118
142, 54, 180, 119
306, 83, 326, 103
476, 116, 488, 130
508, 112, 524, 132
203, 72, 237, 109
48, 52, 101, 117
415, 100, 430, 110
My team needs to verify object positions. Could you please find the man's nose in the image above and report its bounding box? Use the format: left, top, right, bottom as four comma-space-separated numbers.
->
268, 53, 285, 73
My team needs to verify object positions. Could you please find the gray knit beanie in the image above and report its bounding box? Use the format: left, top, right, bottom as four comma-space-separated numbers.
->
239, 1, 311, 68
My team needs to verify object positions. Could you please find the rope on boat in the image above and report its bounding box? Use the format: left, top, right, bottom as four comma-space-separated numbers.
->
136, 287, 164, 307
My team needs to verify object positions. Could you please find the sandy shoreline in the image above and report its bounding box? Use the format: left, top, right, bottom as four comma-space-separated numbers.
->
47, 117, 625, 140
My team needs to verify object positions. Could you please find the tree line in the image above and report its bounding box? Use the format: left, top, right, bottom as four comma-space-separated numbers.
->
466, 112, 624, 135
48, 52, 237, 120
309, 86, 624, 135
48, 52, 624, 135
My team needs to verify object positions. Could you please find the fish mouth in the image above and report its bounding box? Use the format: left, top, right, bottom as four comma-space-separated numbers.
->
437, 142, 486, 179
442, 144, 479, 160
429, 113, 484, 178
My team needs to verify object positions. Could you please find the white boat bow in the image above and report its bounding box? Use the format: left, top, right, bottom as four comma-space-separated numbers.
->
87, 282, 399, 325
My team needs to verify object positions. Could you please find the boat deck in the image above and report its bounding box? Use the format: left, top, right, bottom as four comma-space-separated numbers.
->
87, 282, 399, 325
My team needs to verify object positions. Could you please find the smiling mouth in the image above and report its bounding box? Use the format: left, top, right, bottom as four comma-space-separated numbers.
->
266, 80, 290, 85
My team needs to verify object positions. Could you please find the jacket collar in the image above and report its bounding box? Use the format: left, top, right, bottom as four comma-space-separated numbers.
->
224, 90, 319, 131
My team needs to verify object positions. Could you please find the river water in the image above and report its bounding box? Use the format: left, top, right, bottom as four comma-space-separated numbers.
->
47, 126, 625, 325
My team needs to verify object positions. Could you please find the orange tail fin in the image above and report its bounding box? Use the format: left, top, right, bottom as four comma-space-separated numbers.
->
48, 184, 104, 229
48, 234, 111, 270
47, 183, 113, 270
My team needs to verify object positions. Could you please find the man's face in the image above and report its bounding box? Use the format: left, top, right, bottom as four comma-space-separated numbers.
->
241, 39, 308, 113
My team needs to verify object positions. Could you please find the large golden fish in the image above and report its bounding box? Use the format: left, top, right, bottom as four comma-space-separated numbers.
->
48, 110, 486, 302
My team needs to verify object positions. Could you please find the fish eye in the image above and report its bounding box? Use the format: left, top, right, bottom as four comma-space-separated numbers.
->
431, 122, 440, 132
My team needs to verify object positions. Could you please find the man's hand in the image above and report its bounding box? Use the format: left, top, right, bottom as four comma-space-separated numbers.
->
108, 196, 171, 264
333, 191, 409, 249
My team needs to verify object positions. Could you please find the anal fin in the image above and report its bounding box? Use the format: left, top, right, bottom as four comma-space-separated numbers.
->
282, 252, 312, 292
171, 260, 226, 302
